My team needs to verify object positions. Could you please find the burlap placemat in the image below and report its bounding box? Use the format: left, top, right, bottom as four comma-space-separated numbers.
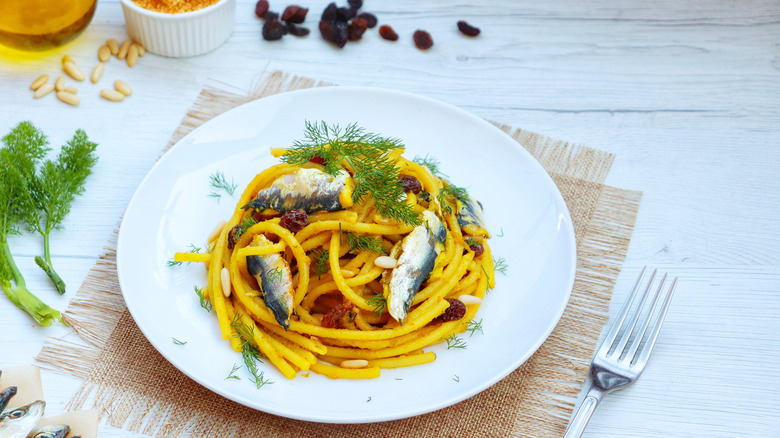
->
36, 70, 641, 438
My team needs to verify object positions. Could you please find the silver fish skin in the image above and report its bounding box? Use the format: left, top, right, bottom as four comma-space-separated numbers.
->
244, 168, 352, 214
388, 210, 447, 323
246, 235, 294, 330
0, 400, 45, 438
0, 386, 17, 413
456, 197, 489, 237
26, 424, 70, 438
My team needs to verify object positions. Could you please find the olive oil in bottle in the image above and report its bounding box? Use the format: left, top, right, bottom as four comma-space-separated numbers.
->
0, 0, 97, 51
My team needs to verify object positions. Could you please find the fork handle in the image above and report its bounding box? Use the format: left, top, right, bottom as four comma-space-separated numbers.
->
563, 388, 604, 438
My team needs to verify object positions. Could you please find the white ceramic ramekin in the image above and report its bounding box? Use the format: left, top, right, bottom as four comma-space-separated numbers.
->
120, 0, 235, 57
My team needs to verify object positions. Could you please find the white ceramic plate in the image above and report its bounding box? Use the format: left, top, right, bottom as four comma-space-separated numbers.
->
117, 86, 576, 423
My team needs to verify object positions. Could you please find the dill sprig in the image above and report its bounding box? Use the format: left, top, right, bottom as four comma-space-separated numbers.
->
367, 292, 387, 316
194, 286, 212, 312
467, 319, 484, 337
445, 335, 467, 350
413, 154, 447, 177
452, 375, 460, 382
310, 248, 330, 279
267, 267, 285, 284
231, 314, 274, 389
225, 363, 241, 380
281, 122, 421, 226
345, 232, 386, 255
494, 257, 508, 274
480, 264, 494, 291
172, 337, 187, 345
167, 244, 202, 267
209, 171, 237, 201
437, 184, 470, 214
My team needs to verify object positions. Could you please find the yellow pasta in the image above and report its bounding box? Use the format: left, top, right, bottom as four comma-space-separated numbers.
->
184, 124, 495, 381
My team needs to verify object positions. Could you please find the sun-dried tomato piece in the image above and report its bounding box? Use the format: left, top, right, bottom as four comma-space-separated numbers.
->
321, 302, 356, 328
399, 174, 422, 194
255, 0, 269, 19
262, 20, 285, 40
457, 20, 480, 37
413, 30, 433, 50
282, 5, 308, 23
357, 12, 377, 28
279, 209, 308, 233
347, 17, 368, 41
379, 25, 398, 41
437, 298, 467, 322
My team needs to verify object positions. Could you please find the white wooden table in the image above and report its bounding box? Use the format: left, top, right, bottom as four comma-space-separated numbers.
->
2, 1, 779, 436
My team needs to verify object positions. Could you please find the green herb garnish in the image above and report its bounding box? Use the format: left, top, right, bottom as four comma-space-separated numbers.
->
367, 292, 387, 317
266, 267, 285, 284
494, 257, 508, 275
345, 232, 386, 255
0, 122, 64, 326
310, 248, 330, 279
225, 363, 241, 380
209, 171, 237, 201
445, 335, 467, 350
437, 184, 470, 214
231, 314, 274, 389
194, 285, 212, 312
467, 319, 484, 337
172, 337, 187, 345
167, 244, 202, 267
413, 154, 447, 177
234, 216, 258, 242
452, 375, 460, 382
281, 122, 421, 226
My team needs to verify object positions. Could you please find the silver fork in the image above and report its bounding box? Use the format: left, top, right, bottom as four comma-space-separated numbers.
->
563, 267, 678, 437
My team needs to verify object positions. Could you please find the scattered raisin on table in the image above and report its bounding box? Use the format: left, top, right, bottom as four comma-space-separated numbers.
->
413, 30, 433, 50
379, 25, 398, 41
336, 6, 356, 21
319, 19, 348, 48
356, 12, 377, 28
280, 209, 308, 233
469, 242, 485, 257
255, 0, 269, 18
321, 2, 338, 21
457, 20, 480, 37
347, 17, 368, 41
347, 0, 362, 9
287, 22, 310, 37
437, 298, 467, 322
282, 5, 308, 23
264, 10, 280, 21
262, 20, 285, 40
399, 174, 422, 194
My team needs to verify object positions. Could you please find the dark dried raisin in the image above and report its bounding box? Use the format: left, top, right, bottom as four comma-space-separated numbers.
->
438, 298, 467, 322
309, 155, 326, 165
320, 19, 348, 48
347, 0, 362, 9
336, 6, 356, 21
399, 174, 422, 194
282, 5, 308, 23
457, 20, 480, 37
347, 17, 368, 41
287, 22, 310, 37
227, 225, 241, 249
321, 302, 356, 328
413, 30, 433, 50
379, 25, 398, 41
321, 2, 337, 21
357, 12, 377, 28
264, 10, 279, 21
469, 242, 485, 257
262, 20, 285, 40
279, 209, 308, 233
255, 0, 269, 19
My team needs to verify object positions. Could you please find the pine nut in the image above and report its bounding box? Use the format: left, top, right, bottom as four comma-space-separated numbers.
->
61, 55, 74, 64
340, 359, 369, 369
63, 61, 85, 81
126, 44, 139, 67
221, 267, 231, 297
107, 38, 119, 55
56, 91, 80, 106
374, 256, 398, 269
91, 62, 104, 84
117, 39, 131, 59
64, 86, 78, 94
207, 219, 226, 242
98, 45, 111, 62
54, 76, 65, 91
30, 74, 48, 90
458, 294, 483, 305
340, 269, 356, 278
132, 42, 146, 57
114, 80, 133, 96
33, 83, 54, 99
100, 89, 125, 102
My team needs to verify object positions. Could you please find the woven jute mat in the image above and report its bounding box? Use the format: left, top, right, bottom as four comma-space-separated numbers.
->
36, 70, 641, 438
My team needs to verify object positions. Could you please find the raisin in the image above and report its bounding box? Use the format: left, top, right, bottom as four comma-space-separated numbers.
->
227, 225, 241, 249
321, 302, 356, 328
347, 0, 362, 9
357, 12, 377, 28
336, 6, 356, 21
282, 5, 308, 23
287, 22, 310, 37
469, 242, 485, 257
347, 17, 368, 41
379, 25, 398, 41
309, 155, 326, 165
399, 174, 422, 194
255, 0, 269, 19
264, 10, 279, 21
320, 20, 347, 48
413, 30, 433, 50
262, 20, 285, 40
437, 299, 467, 322
279, 209, 308, 233
457, 20, 480, 37
321, 2, 338, 22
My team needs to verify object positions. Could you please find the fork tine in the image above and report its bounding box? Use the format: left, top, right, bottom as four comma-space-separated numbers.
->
597, 266, 648, 354
622, 273, 667, 363
633, 276, 678, 369
611, 268, 657, 357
